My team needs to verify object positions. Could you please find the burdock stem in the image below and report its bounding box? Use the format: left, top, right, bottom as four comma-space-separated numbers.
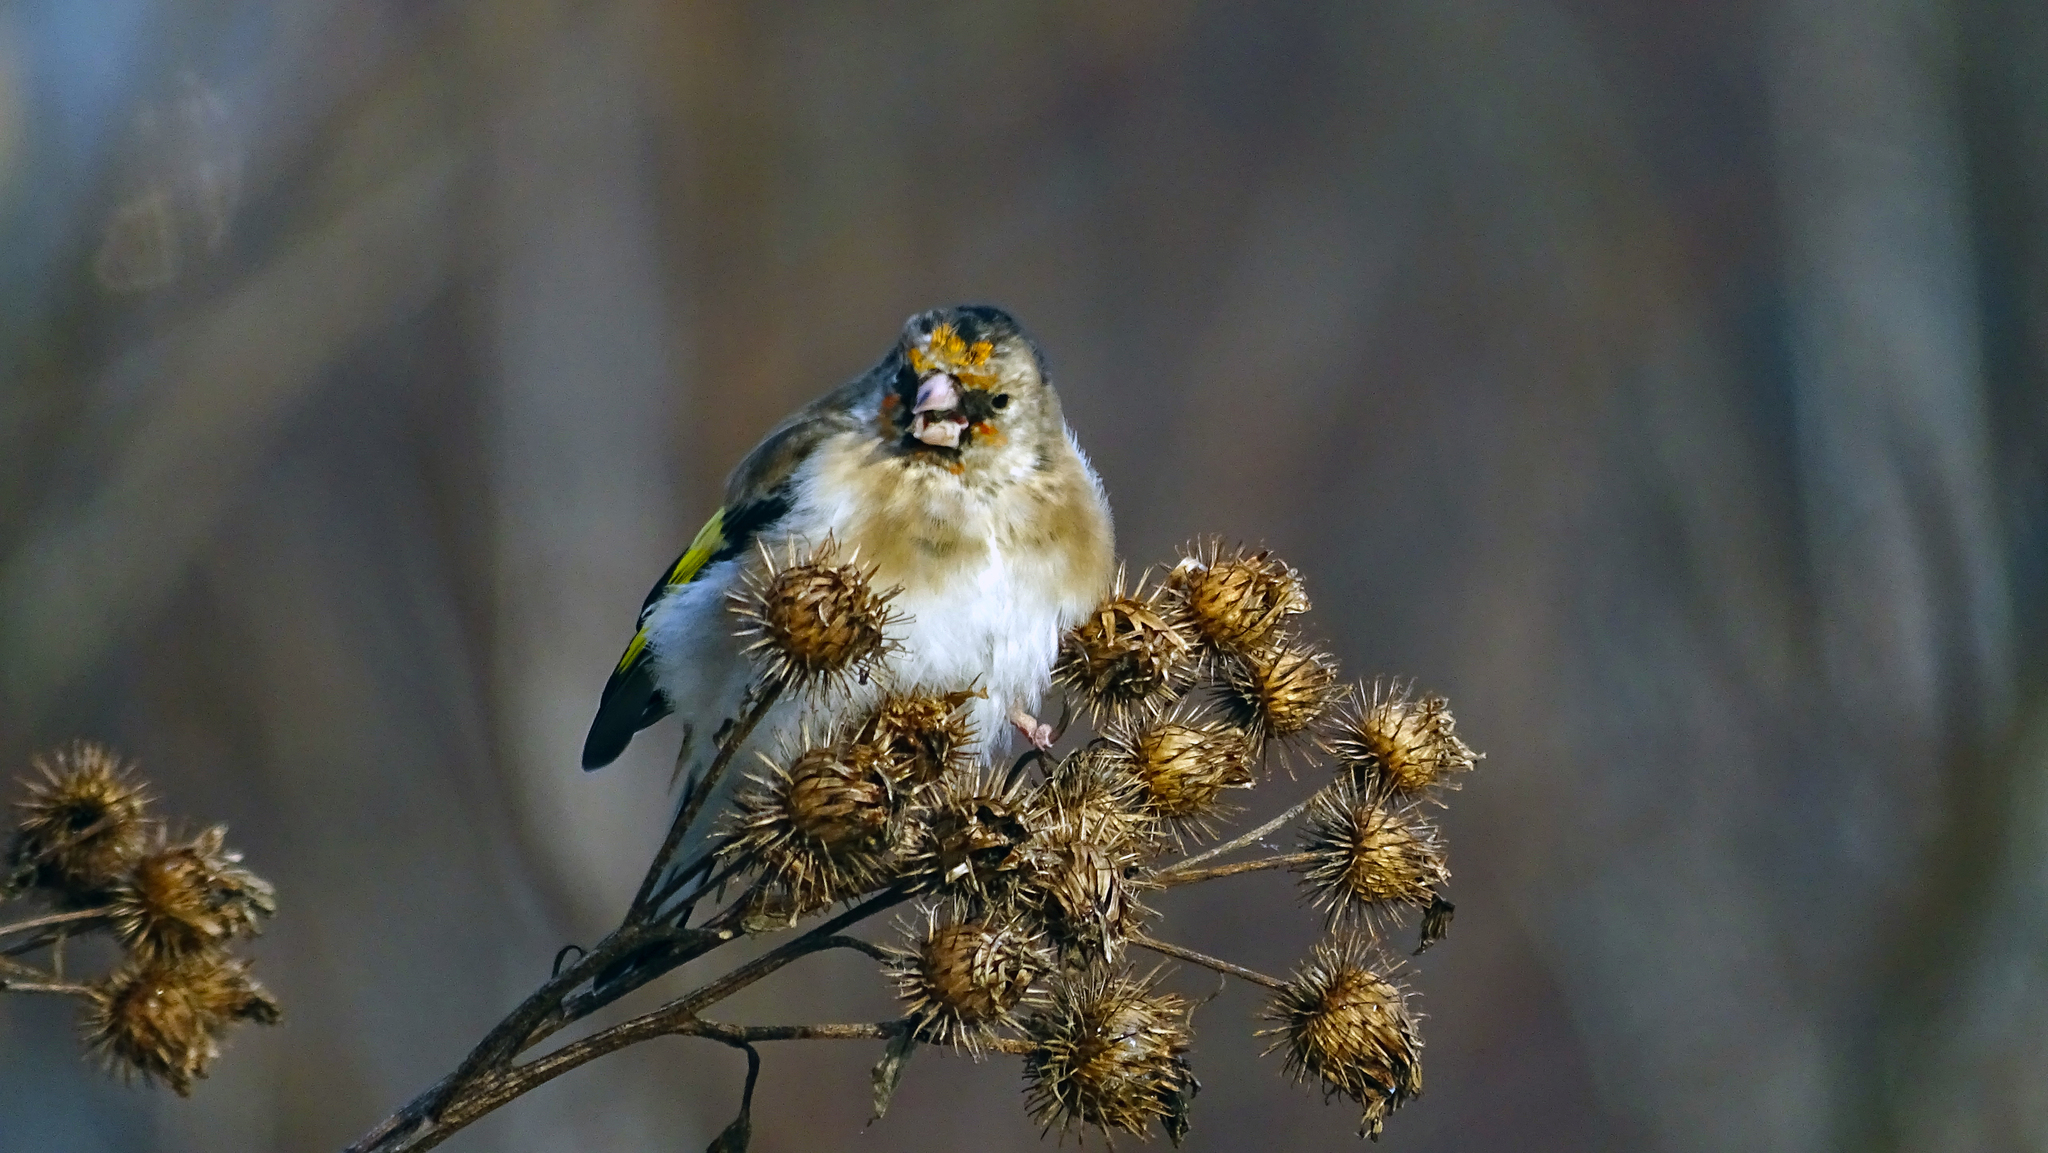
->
0, 906, 113, 939
1156, 794, 1317, 878
629, 678, 788, 920
1131, 933, 1288, 992
349, 888, 913, 1153
0, 977, 95, 996
1156, 852, 1315, 887
416, 678, 788, 1127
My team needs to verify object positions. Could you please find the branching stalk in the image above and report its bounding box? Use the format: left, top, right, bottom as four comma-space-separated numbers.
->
1157, 852, 1315, 887
1157, 794, 1317, 877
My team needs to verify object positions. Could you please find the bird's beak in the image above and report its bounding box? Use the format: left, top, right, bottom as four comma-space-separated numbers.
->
914, 372, 960, 414
912, 373, 967, 447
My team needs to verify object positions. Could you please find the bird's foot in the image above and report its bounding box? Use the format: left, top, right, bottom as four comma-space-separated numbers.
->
1010, 709, 1057, 752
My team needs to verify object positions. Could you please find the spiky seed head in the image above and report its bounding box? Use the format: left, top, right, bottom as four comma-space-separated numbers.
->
1102, 709, 1256, 826
724, 743, 899, 910
903, 768, 1035, 904
892, 909, 1047, 1053
854, 689, 980, 790
1217, 642, 1341, 752
1167, 540, 1309, 654
1297, 780, 1448, 929
1020, 820, 1150, 963
7, 742, 151, 901
730, 538, 900, 690
1052, 570, 1198, 723
1040, 749, 1161, 855
1326, 681, 1479, 798
784, 747, 893, 850
84, 952, 281, 1096
1024, 966, 1197, 1141
1261, 936, 1422, 1139
109, 826, 276, 963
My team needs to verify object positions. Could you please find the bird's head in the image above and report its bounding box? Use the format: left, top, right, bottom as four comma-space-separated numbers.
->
883, 305, 1058, 460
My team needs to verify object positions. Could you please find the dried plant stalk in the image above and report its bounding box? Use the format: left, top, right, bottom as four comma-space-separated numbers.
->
303, 540, 1487, 1152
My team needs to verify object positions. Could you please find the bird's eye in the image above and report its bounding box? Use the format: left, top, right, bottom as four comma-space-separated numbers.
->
991, 393, 1011, 410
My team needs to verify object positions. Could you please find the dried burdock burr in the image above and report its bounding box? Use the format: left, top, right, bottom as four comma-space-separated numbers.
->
1296, 779, 1449, 931
901, 767, 1035, 904
1052, 570, 1198, 723
84, 951, 281, 1096
725, 741, 900, 910
852, 689, 981, 790
324, 538, 1489, 1153
1019, 816, 1151, 964
6, 742, 150, 901
730, 537, 901, 690
1217, 640, 1342, 755
1262, 936, 1422, 1140
1040, 748, 1161, 855
1101, 707, 1256, 830
891, 908, 1047, 1054
1024, 965, 1198, 1142
1325, 680, 1478, 798
109, 825, 276, 963
1167, 540, 1309, 655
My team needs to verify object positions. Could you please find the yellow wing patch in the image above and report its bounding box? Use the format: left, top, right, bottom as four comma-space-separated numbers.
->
614, 508, 727, 673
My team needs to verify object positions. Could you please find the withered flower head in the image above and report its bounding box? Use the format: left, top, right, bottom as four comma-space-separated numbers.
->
891, 907, 1047, 1054
7, 742, 151, 901
1017, 816, 1151, 963
1296, 780, 1448, 930
1101, 707, 1256, 828
1261, 936, 1422, 1139
110, 826, 277, 963
853, 689, 980, 789
1325, 680, 1478, 798
903, 768, 1036, 904
1024, 965, 1197, 1141
730, 538, 901, 690
1052, 570, 1198, 723
724, 741, 899, 910
1167, 540, 1309, 654
84, 952, 282, 1096
1041, 749, 1160, 855
1217, 642, 1341, 753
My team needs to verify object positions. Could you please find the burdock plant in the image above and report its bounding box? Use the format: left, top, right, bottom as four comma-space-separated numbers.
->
322, 536, 1484, 1151
1, 743, 281, 1095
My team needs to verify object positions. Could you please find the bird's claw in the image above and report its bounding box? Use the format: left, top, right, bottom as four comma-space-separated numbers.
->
1011, 710, 1056, 752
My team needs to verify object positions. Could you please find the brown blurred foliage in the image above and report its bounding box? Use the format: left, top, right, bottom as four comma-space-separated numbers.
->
1, 1, 2044, 1151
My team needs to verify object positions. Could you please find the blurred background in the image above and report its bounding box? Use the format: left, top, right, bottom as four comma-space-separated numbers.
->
2, 0, 2045, 1149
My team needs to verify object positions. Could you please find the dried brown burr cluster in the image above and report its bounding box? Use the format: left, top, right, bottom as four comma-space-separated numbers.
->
709, 538, 1481, 1143
1, 743, 280, 1095
344, 536, 1481, 1153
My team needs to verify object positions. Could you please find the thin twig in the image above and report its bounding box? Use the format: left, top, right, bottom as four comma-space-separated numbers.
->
0, 977, 95, 996
0, 906, 112, 939
630, 678, 787, 920
673, 888, 910, 1015
1131, 933, 1288, 991
424, 679, 792, 1117
0, 954, 51, 980
818, 934, 894, 964
368, 891, 915, 1153
1156, 794, 1316, 877
1155, 852, 1315, 887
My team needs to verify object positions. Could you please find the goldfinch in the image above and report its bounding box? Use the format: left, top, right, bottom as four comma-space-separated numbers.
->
582, 305, 1116, 882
